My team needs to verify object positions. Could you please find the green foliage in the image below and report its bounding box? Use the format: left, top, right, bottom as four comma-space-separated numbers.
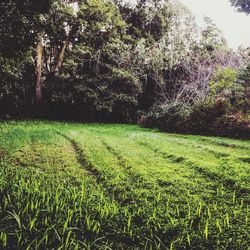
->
44, 67, 141, 122
186, 100, 230, 134
209, 67, 238, 97
78, 0, 127, 49
236, 63, 250, 114
0, 0, 249, 136
201, 17, 227, 51
140, 102, 190, 132
141, 99, 250, 138
0, 121, 249, 249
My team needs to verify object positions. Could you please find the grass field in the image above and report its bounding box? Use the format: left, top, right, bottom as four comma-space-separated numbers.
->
0, 121, 249, 249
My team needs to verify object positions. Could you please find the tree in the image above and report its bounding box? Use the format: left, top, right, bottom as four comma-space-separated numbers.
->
230, 0, 250, 14
0, 0, 249, 125
0, 0, 36, 117
209, 67, 238, 102
32, 1, 79, 108
201, 17, 227, 52
42, 0, 142, 122
236, 63, 250, 113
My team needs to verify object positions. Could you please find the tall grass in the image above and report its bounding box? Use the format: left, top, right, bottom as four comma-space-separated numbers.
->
0, 121, 249, 249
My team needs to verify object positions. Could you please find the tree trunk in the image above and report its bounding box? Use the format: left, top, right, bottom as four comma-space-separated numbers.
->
53, 37, 70, 74
35, 35, 43, 107
53, 25, 77, 74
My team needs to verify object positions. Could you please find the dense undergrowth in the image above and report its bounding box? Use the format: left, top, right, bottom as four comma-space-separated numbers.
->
140, 101, 250, 139
0, 121, 249, 249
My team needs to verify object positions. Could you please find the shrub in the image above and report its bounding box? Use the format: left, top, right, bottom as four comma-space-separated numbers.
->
215, 112, 250, 138
139, 102, 190, 133
140, 98, 250, 138
209, 67, 237, 98
186, 99, 230, 135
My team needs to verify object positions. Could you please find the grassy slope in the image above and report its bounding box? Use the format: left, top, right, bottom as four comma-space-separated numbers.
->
0, 121, 249, 249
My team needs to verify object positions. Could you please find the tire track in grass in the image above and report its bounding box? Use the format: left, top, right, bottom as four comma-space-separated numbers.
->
75, 135, 163, 247
154, 137, 250, 177
55, 131, 103, 181
195, 137, 249, 151
56, 131, 148, 206
99, 142, 142, 205
100, 137, 216, 193
100, 139, 152, 189
237, 157, 250, 164
138, 141, 249, 195
200, 148, 229, 158
139, 140, 223, 185
181, 142, 230, 158
198, 137, 250, 150
157, 136, 232, 159
101, 137, 212, 197
165, 133, 250, 150
101, 140, 139, 178
9, 131, 141, 249
137, 141, 215, 192
98, 138, 162, 206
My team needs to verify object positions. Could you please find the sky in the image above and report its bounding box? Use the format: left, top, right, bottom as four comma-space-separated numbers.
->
180, 0, 250, 49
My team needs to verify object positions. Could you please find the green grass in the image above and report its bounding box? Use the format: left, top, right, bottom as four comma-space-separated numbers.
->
0, 121, 249, 249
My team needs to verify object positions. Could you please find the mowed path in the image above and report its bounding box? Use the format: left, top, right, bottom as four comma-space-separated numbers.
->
0, 121, 249, 249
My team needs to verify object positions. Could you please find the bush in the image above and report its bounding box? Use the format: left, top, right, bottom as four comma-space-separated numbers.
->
186, 99, 229, 135
140, 99, 250, 138
186, 100, 250, 138
215, 112, 250, 138
139, 102, 190, 132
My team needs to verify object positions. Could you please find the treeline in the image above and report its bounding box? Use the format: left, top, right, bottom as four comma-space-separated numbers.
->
0, 0, 249, 137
